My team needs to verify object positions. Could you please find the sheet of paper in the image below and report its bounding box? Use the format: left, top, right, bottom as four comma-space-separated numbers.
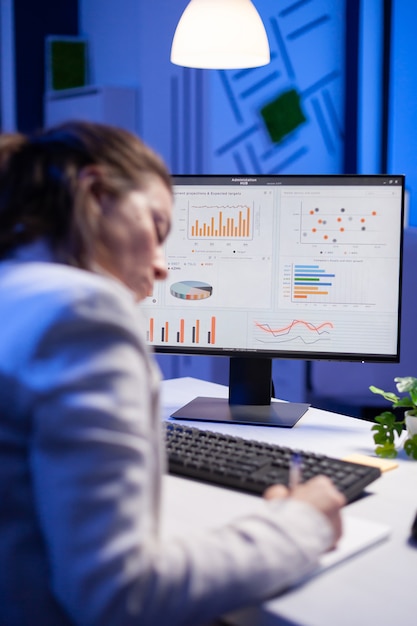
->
314, 514, 390, 575
161, 475, 390, 580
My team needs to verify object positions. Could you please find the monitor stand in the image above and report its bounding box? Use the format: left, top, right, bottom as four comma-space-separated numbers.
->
170, 357, 310, 428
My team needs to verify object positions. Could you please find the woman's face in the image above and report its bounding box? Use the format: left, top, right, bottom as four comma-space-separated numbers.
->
94, 176, 172, 301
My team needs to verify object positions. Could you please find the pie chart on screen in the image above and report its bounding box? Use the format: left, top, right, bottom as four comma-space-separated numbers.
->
170, 280, 213, 300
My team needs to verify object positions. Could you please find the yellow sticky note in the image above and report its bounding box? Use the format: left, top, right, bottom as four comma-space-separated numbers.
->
342, 453, 398, 473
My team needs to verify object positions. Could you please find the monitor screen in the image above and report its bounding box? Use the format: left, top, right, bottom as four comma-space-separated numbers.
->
141, 174, 404, 426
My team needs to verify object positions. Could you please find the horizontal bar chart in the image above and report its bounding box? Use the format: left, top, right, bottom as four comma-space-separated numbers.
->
293, 264, 335, 300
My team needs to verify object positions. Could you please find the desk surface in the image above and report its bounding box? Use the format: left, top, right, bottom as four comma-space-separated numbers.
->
160, 377, 417, 626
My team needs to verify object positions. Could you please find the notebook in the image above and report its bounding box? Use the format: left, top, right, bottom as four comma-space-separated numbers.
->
310, 514, 389, 577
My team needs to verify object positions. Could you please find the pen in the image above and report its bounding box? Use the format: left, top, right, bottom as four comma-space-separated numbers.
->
289, 453, 302, 491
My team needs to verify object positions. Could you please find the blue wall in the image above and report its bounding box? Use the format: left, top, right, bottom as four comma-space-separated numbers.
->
81, 1, 348, 176
209, 0, 346, 175
388, 2, 417, 226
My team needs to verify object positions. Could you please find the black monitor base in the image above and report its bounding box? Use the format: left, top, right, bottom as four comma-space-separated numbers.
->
171, 396, 309, 428
170, 357, 310, 427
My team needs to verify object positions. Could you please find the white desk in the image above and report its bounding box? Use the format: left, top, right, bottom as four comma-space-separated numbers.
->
160, 377, 417, 626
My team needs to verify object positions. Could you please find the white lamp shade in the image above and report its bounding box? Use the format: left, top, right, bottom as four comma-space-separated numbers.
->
171, 0, 270, 69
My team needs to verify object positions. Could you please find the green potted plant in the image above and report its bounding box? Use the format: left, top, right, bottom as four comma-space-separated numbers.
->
369, 376, 417, 459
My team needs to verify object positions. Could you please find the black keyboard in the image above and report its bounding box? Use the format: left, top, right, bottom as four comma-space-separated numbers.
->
165, 422, 381, 503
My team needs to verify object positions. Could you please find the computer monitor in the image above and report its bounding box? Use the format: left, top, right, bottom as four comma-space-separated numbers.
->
141, 174, 404, 427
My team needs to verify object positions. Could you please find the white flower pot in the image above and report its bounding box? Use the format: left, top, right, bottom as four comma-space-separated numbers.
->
405, 411, 417, 437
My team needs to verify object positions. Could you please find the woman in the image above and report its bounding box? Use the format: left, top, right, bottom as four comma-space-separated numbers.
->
0, 121, 344, 626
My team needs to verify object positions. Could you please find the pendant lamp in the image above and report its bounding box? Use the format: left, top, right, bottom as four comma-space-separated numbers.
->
171, 0, 270, 69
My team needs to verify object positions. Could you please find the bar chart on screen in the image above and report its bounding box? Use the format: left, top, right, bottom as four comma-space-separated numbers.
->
147, 315, 217, 346
171, 183, 275, 245
280, 258, 392, 308
189, 204, 252, 239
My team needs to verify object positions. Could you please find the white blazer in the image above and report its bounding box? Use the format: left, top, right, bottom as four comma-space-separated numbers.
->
0, 241, 333, 626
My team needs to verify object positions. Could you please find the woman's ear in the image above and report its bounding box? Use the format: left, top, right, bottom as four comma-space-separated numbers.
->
77, 165, 107, 205
71, 165, 110, 270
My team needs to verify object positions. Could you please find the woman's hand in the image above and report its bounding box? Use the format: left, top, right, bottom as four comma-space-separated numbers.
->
264, 475, 346, 546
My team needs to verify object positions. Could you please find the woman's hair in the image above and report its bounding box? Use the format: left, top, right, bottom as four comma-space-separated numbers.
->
0, 121, 172, 268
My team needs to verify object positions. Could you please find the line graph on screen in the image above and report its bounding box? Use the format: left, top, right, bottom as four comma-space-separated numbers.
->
254, 319, 334, 345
